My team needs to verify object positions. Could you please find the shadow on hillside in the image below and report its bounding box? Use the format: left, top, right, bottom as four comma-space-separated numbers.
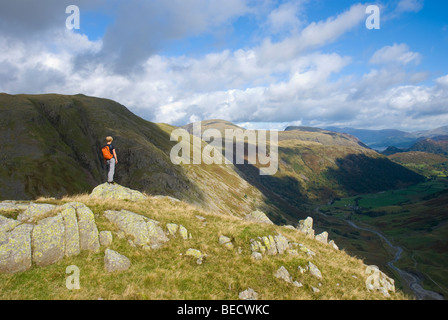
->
216, 140, 310, 224
325, 154, 426, 195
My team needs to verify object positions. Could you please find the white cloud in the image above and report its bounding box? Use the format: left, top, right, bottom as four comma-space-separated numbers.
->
396, 0, 424, 13
370, 43, 422, 66
1, 1, 447, 132
266, 1, 304, 35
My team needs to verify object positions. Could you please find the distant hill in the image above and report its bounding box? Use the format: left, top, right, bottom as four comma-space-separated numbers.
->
322, 126, 448, 151
0, 94, 425, 227
324, 127, 417, 150
409, 137, 448, 156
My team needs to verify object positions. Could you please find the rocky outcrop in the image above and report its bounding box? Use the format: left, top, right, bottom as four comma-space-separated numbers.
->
250, 234, 296, 258
104, 210, 169, 250
90, 183, 147, 202
297, 217, 315, 237
0, 201, 100, 273
244, 210, 274, 225
365, 265, 396, 297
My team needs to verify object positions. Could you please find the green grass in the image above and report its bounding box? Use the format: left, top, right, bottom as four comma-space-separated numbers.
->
0, 195, 408, 300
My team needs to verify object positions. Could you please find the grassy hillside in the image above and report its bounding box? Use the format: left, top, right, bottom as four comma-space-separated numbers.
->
0, 194, 408, 300
0, 94, 267, 217
388, 152, 448, 178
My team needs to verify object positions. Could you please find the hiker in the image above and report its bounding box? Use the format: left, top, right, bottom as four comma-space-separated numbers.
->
102, 136, 118, 184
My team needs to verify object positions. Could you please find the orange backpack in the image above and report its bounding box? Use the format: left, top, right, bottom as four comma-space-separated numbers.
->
102, 145, 114, 160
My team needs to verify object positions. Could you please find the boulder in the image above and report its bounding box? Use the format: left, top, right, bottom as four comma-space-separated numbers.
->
365, 265, 396, 297
329, 240, 339, 250
104, 210, 169, 249
104, 249, 131, 273
218, 236, 234, 249
308, 262, 322, 279
274, 266, 292, 283
244, 210, 274, 225
179, 225, 191, 240
274, 235, 290, 255
315, 232, 328, 245
166, 224, 179, 237
297, 217, 315, 237
239, 288, 258, 300
0, 224, 33, 273
90, 183, 147, 202
261, 236, 278, 256
32, 215, 65, 267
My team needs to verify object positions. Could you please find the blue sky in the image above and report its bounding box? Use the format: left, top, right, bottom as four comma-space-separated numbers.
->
1, 0, 448, 131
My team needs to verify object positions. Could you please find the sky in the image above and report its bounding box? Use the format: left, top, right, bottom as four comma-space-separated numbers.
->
1, 0, 448, 132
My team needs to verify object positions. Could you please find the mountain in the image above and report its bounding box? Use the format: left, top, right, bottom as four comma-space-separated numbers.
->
322, 126, 448, 151
0, 93, 425, 226
0, 93, 268, 218
409, 137, 448, 156
324, 127, 417, 150
413, 126, 448, 139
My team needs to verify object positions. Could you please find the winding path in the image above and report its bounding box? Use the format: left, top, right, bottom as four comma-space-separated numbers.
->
314, 206, 444, 300
345, 219, 444, 300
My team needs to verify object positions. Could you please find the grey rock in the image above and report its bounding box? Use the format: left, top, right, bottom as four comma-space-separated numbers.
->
72, 203, 100, 253
274, 266, 292, 283
90, 183, 147, 202
297, 217, 315, 237
365, 265, 396, 297
244, 210, 274, 225
315, 231, 328, 244
0, 224, 33, 273
219, 235, 234, 249
104, 249, 131, 273
308, 262, 323, 279
251, 252, 263, 260
104, 210, 169, 249
17, 203, 56, 223
185, 248, 206, 265
60, 206, 81, 257
329, 240, 339, 250
274, 235, 290, 255
32, 215, 65, 267
239, 288, 258, 300
166, 223, 179, 237
0, 215, 20, 234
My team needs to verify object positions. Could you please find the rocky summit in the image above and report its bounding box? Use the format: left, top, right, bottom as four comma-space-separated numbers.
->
0, 183, 400, 300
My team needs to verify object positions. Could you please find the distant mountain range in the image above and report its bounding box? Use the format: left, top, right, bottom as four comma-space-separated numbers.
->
285, 125, 448, 151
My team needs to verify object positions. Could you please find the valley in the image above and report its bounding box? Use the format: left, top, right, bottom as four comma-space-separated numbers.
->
1, 93, 447, 300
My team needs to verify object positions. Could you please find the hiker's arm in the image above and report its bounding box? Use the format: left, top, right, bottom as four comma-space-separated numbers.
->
113, 149, 118, 163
